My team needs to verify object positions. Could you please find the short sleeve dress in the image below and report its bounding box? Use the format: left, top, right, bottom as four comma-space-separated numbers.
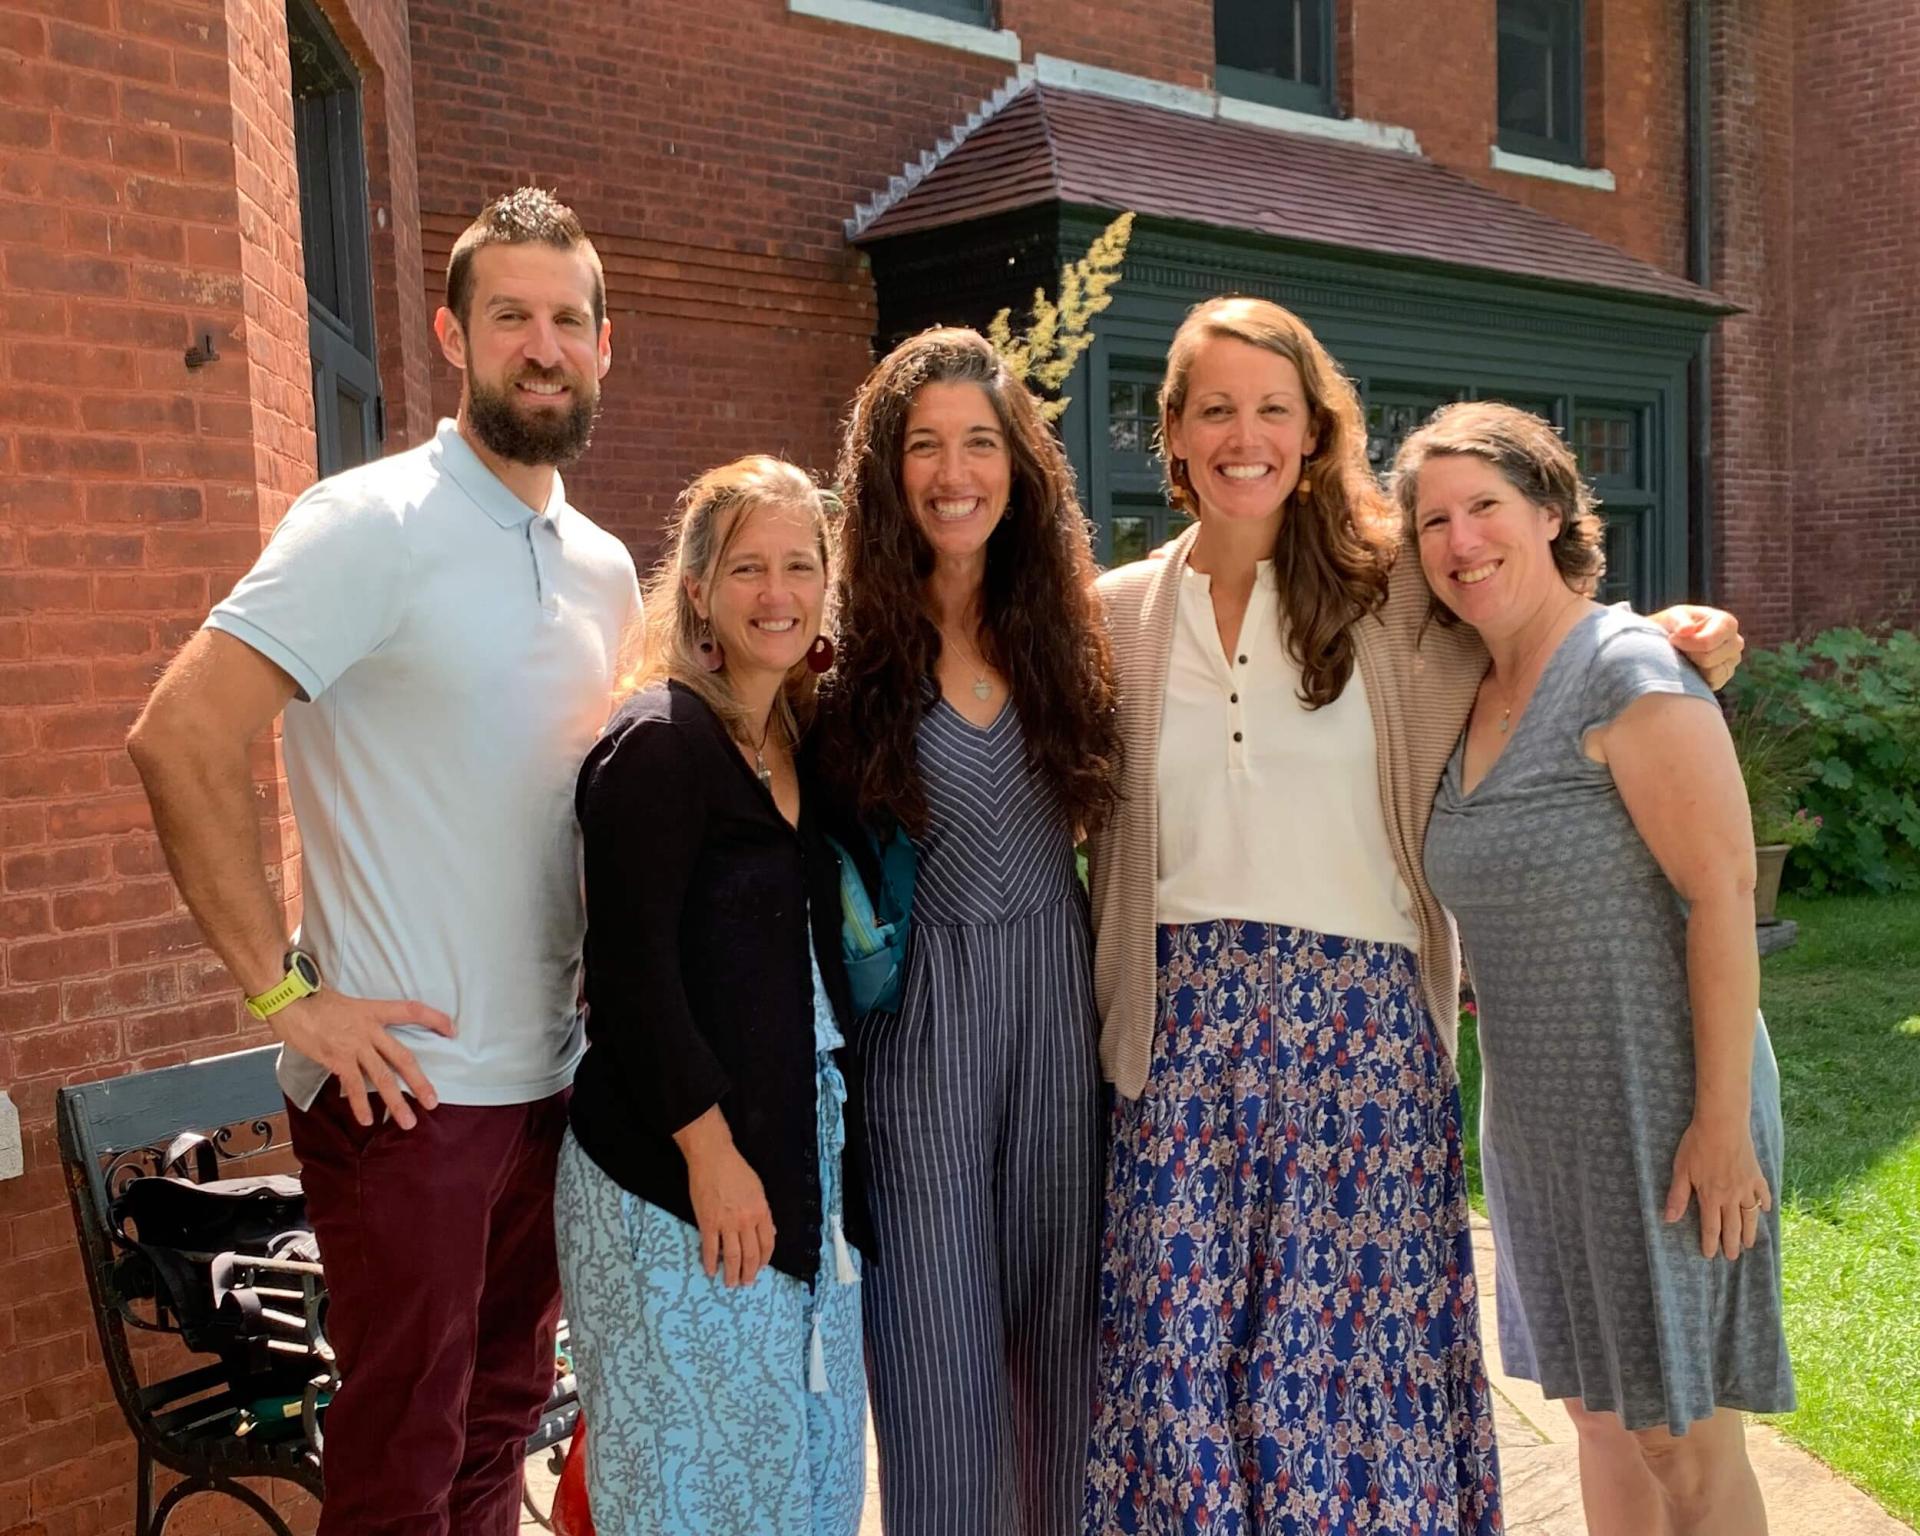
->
1424, 606, 1795, 1435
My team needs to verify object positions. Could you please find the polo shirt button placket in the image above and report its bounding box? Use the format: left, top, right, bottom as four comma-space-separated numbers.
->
529, 519, 561, 618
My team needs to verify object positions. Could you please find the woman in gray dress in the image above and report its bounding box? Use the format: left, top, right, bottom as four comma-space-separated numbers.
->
1399, 401, 1793, 1536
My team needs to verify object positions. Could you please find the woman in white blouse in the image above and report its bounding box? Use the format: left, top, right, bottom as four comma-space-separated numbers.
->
1081, 295, 1739, 1536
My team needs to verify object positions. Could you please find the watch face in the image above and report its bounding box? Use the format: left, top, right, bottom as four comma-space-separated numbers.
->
289, 951, 322, 989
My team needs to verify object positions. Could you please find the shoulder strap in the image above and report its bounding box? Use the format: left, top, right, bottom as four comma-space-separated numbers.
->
874, 819, 916, 923
161, 1131, 218, 1185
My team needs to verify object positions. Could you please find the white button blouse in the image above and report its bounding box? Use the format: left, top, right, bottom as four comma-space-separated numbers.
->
1154, 559, 1420, 949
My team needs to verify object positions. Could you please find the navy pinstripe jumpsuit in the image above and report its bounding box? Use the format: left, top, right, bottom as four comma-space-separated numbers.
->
855, 695, 1103, 1536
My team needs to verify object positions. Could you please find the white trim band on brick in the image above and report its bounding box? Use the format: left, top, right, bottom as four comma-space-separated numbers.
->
1026, 54, 1422, 154
1032, 55, 1214, 117
1216, 93, 1421, 154
788, 0, 1020, 62
1489, 145, 1616, 191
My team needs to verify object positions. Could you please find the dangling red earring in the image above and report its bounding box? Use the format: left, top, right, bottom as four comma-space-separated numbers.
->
806, 634, 835, 674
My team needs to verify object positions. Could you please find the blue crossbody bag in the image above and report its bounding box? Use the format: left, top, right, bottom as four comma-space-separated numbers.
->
828, 821, 916, 1015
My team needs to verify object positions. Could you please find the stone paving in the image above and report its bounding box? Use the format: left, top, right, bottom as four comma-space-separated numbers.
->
525, 1218, 1912, 1534
1465, 1218, 1909, 1535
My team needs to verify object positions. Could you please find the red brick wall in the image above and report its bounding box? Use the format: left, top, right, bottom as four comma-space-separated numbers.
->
407, 0, 1015, 552
1788, 0, 1920, 634
6, 0, 1914, 1522
0, 0, 417, 1527
0, 32, 265, 1532
402, 0, 1709, 563
1350, 0, 1689, 277
1709, 0, 1798, 642
1005, 0, 1212, 90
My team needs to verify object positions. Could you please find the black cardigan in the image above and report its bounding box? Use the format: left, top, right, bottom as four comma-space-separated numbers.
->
568, 681, 872, 1283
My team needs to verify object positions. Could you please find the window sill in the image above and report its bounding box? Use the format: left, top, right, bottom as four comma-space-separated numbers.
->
1014, 56, 1426, 156
1218, 94, 1421, 154
787, 0, 1020, 62
1489, 144, 1615, 191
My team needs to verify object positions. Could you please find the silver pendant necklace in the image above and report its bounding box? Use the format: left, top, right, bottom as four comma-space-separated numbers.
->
747, 711, 776, 787
944, 625, 994, 701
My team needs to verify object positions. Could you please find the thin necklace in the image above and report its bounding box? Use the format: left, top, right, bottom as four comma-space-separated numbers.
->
1489, 598, 1581, 734
744, 709, 778, 787
943, 626, 994, 702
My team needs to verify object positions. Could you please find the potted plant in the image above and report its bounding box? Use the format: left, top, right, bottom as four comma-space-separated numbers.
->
1750, 805, 1822, 923
1726, 693, 1820, 924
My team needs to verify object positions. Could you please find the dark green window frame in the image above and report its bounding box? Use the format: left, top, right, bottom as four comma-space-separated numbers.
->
1498, 0, 1583, 165
1574, 405, 1655, 611
289, 0, 382, 477
1215, 0, 1336, 117
1085, 354, 1663, 607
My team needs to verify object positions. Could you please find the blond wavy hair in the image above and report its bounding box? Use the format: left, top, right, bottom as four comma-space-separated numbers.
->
621, 455, 836, 746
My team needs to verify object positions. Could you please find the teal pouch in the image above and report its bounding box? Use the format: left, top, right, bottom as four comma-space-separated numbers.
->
829, 821, 915, 1014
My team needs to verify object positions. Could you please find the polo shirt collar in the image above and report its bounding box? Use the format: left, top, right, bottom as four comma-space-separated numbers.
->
431, 418, 567, 529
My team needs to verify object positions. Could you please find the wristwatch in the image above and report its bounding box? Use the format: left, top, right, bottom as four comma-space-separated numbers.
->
244, 948, 324, 1021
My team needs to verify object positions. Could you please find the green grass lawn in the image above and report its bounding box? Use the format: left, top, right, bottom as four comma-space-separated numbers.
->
1453, 891, 1920, 1523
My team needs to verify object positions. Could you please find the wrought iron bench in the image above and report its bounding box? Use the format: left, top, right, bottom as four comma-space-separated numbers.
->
57, 1044, 579, 1535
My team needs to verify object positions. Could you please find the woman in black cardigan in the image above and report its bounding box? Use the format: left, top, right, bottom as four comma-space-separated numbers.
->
556, 456, 870, 1536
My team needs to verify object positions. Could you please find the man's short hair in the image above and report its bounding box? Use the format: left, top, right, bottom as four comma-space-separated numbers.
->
445, 187, 606, 329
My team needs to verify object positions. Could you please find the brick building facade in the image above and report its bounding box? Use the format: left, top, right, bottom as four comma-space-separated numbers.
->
1, 1, 1913, 1529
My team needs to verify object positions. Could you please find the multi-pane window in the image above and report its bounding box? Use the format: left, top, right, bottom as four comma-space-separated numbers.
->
1575, 413, 1635, 483
1107, 377, 1160, 461
1497, 0, 1583, 164
1575, 408, 1649, 608
1109, 502, 1163, 567
1365, 387, 1457, 481
1215, 0, 1335, 116
1103, 365, 1184, 564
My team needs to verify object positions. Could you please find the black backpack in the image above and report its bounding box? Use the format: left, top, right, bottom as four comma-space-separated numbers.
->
113, 1136, 333, 1438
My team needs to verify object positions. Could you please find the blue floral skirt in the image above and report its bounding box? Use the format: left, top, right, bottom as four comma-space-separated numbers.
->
1085, 920, 1502, 1536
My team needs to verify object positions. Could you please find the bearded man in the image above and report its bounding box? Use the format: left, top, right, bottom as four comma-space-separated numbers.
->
128, 189, 640, 1536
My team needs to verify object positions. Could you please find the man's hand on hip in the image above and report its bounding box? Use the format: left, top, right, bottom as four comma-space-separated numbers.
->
275, 992, 456, 1129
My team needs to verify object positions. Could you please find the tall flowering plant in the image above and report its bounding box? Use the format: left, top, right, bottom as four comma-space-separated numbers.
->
987, 212, 1135, 423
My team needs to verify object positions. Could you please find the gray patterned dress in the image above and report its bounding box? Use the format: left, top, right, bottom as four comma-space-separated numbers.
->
1424, 606, 1795, 1435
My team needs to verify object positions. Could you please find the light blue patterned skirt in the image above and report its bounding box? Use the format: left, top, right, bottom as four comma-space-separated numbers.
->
554, 955, 865, 1536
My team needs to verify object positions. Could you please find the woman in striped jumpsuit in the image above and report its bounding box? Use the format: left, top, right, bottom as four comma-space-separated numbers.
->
816, 328, 1121, 1536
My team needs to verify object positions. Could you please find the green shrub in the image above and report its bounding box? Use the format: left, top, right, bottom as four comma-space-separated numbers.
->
1724, 628, 1920, 893
1725, 693, 1820, 847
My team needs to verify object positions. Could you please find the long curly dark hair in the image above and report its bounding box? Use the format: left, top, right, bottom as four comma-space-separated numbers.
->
819, 328, 1119, 838
1157, 296, 1395, 708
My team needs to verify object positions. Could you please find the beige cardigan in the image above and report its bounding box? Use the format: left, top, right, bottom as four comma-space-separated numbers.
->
1086, 523, 1488, 1099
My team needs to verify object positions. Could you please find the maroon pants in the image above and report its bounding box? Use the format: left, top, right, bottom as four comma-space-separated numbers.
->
288, 1086, 567, 1536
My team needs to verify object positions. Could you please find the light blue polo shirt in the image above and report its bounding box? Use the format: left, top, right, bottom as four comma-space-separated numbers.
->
208, 420, 640, 1109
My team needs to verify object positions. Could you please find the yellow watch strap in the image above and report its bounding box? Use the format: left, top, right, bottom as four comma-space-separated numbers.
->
245, 962, 318, 1021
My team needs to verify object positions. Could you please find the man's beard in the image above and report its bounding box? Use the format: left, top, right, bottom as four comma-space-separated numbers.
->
465, 366, 600, 467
